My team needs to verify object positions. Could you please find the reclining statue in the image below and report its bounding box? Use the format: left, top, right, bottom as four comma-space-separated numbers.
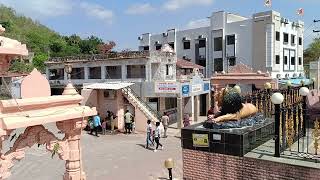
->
209, 87, 258, 123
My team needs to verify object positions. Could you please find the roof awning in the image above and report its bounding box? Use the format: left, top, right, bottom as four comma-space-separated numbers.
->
83, 82, 134, 90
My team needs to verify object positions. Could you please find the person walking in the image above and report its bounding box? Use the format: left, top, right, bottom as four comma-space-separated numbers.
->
145, 120, 154, 149
154, 122, 163, 152
124, 110, 133, 134
90, 113, 101, 137
161, 112, 170, 138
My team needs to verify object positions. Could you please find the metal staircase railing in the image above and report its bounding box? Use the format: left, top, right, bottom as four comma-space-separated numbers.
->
122, 86, 162, 121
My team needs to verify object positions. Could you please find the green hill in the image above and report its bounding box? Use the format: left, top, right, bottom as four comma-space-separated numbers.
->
0, 5, 110, 73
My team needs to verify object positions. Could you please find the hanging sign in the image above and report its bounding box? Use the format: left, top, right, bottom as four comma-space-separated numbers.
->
155, 82, 178, 93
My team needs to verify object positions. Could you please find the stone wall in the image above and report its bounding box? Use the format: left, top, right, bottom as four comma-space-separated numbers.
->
183, 149, 320, 180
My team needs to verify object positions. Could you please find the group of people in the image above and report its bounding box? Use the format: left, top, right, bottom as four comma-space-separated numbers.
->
88, 111, 117, 137
145, 112, 170, 152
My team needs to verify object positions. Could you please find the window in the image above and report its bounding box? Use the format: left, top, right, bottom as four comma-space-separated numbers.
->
229, 57, 236, 66
71, 68, 84, 79
183, 41, 190, 49
168, 42, 174, 50
89, 67, 101, 79
299, 37, 302, 45
166, 64, 173, 76
156, 44, 162, 50
291, 35, 295, 44
283, 33, 289, 43
276, 31, 280, 41
199, 39, 206, 48
143, 46, 149, 51
127, 65, 146, 79
214, 58, 223, 72
106, 66, 122, 79
226, 35, 235, 45
299, 57, 302, 65
291, 57, 295, 65
275, 55, 280, 64
284, 56, 288, 65
214, 37, 222, 51
49, 69, 64, 80
165, 98, 177, 109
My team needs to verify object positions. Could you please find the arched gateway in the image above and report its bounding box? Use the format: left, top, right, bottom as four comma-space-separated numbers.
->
0, 69, 97, 180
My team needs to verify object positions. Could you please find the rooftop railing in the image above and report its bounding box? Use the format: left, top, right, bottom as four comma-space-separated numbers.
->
48, 51, 151, 62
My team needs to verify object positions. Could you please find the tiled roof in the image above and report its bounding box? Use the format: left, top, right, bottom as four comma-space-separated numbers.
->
176, 59, 204, 69
0, 72, 27, 77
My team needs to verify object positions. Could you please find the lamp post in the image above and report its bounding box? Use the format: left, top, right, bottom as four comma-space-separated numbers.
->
164, 158, 174, 180
63, 63, 78, 95
312, 77, 316, 89
299, 87, 309, 137
271, 92, 284, 157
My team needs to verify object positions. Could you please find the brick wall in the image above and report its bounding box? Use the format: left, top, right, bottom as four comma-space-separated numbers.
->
183, 149, 320, 180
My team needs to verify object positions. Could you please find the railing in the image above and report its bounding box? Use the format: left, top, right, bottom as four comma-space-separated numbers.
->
122, 86, 162, 121
48, 51, 150, 62
241, 84, 318, 160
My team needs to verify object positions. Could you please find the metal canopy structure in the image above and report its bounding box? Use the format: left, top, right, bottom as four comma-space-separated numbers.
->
83, 82, 134, 90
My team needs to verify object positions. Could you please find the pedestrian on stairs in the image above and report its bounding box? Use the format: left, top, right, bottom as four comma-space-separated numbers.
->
124, 110, 133, 134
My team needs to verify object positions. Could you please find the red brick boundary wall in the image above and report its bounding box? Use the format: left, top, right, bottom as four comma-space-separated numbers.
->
183, 149, 320, 180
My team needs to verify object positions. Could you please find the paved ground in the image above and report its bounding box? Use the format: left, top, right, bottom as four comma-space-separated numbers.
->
8, 124, 183, 180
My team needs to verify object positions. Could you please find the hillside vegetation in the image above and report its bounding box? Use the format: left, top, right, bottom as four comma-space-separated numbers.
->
0, 5, 115, 73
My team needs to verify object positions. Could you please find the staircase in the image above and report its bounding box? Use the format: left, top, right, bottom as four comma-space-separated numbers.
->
122, 86, 161, 123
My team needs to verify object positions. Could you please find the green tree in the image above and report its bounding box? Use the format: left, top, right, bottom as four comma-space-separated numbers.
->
32, 53, 48, 72
9, 60, 34, 73
304, 38, 320, 65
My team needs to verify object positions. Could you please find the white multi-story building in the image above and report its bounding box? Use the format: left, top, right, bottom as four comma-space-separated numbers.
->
138, 10, 304, 79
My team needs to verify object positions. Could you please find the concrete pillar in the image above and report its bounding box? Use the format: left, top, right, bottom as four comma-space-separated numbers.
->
159, 97, 166, 112
101, 66, 106, 80
121, 65, 126, 81
84, 66, 89, 80
177, 97, 183, 129
45, 68, 50, 80
194, 95, 199, 122
56, 119, 86, 180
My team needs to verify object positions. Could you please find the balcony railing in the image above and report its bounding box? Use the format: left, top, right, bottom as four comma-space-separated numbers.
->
48, 51, 151, 62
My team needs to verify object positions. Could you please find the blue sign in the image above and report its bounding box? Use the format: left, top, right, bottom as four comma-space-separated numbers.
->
182, 85, 190, 96
204, 83, 210, 91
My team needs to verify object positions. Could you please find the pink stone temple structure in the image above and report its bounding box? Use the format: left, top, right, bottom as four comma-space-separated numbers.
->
0, 24, 97, 180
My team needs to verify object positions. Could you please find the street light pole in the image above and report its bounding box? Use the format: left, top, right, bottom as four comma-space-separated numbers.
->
271, 92, 284, 157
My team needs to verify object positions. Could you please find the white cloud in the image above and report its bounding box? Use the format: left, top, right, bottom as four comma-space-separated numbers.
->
186, 18, 210, 29
80, 2, 114, 24
0, 0, 74, 18
125, 3, 155, 15
163, 0, 213, 11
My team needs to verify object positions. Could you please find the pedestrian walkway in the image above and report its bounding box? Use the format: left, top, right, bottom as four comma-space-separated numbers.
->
8, 123, 183, 180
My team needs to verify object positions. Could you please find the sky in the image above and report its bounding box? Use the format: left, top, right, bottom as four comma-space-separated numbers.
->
0, 0, 319, 50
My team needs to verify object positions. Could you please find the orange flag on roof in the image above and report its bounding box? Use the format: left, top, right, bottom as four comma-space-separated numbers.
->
297, 8, 304, 16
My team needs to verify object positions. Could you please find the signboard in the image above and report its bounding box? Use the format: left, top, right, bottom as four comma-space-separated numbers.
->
155, 82, 177, 93
192, 84, 202, 93
203, 83, 210, 91
192, 134, 209, 147
182, 85, 190, 96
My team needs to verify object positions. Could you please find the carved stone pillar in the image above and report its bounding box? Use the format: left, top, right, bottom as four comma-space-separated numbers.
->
57, 118, 86, 180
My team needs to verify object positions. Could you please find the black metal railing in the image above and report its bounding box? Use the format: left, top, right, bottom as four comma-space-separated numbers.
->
122, 86, 162, 121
